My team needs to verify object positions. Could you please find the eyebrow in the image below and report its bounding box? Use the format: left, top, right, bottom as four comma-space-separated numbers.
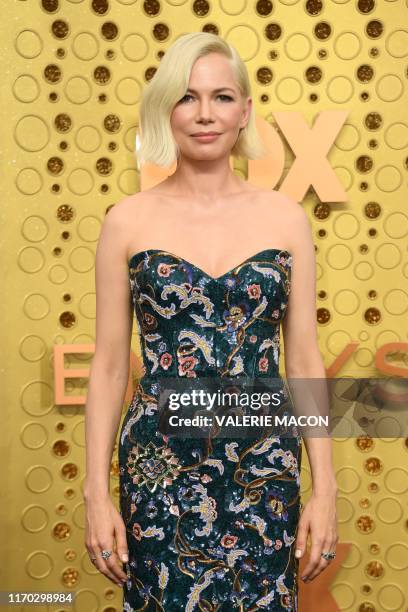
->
186, 87, 235, 94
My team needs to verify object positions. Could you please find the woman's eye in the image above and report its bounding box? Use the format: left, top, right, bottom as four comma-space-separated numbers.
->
179, 94, 233, 103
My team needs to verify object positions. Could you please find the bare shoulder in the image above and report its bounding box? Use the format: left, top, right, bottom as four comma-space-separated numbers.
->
258, 190, 312, 253
110, 192, 151, 219
95, 194, 147, 261
106, 192, 155, 233
259, 190, 302, 214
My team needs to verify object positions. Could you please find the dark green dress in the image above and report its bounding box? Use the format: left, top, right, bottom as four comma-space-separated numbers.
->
119, 249, 302, 611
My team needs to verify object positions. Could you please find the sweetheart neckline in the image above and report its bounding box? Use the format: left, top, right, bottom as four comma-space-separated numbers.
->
128, 247, 293, 282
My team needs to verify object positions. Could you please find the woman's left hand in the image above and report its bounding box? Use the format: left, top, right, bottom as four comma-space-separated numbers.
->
294, 489, 339, 583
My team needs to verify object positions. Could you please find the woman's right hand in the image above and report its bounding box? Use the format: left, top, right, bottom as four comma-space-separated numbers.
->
84, 494, 129, 588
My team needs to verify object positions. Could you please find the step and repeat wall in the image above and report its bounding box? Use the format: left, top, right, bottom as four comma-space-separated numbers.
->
1, 1, 407, 611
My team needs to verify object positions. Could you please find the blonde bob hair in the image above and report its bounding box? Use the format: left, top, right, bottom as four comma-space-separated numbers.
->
138, 32, 268, 167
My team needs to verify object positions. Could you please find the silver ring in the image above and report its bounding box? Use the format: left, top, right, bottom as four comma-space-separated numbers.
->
101, 549, 112, 560
321, 551, 336, 560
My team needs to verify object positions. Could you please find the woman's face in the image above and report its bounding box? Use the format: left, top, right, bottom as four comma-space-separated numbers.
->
170, 52, 251, 161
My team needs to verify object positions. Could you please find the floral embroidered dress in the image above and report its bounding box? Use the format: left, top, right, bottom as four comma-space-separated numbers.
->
119, 248, 302, 611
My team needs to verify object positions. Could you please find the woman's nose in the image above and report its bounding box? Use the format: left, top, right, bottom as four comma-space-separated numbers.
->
197, 99, 213, 120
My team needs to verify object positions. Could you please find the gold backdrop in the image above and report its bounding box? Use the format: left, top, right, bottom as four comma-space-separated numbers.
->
1, 1, 407, 611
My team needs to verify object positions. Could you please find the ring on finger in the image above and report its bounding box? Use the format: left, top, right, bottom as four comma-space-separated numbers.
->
101, 549, 113, 560
321, 550, 336, 561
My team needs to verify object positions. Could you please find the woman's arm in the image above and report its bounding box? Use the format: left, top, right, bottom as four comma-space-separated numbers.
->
281, 198, 337, 494
281, 198, 338, 583
84, 202, 134, 501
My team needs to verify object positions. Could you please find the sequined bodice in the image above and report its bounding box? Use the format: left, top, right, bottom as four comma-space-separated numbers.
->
128, 248, 292, 380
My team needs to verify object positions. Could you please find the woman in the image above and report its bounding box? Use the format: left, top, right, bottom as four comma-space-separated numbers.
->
84, 32, 338, 611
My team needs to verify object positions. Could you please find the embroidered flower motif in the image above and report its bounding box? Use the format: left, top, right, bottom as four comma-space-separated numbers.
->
191, 286, 204, 296
241, 557, 256, 572
169, 504, 180, 516
145, 501, 158, 519
142, 312, 157, 331
126, 441, 181, 492
132, 522, 142, 541
160, 352, 172, 370
247, 283, 261, 299
281, 593, 293, 608
249, 334, 257, 343
178, 355, 198, 377
224, 276, 238, 289
157, 263, 172, 277
180, 486, 196, 501
276, 253, 290, 267
258, 356, 269, 372
224, 305, 246, 331
220, 534, 238, 549
265, 490, 288, 521
137, 584, 152, 599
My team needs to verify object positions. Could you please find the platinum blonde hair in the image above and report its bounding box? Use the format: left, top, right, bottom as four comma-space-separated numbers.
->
138, 32, 268, 167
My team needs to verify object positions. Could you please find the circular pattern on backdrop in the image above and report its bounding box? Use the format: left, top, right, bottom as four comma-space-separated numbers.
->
384, 543, 408, 570
15, 29, 43, 58
383, 212, 408, 238
384, 122, 408, 149
25, 551, 53, 579
26, 466, 53, 494
16, 168, 43, 195
75, 125, 102, 152
15, 115, 50, 151
377, 584, 405, 611
21, 505, 49, 533
330, 583, 356, 609
118, 167, 140, 193
384, 468, 408, 495
225, 25, 260, 61
374, 243, 401, 269
19, 335, 48, 361
276, 77, 303, 104
333, 213, 360, 239
13, 75, 41, 102
375, 497, 403, 524
18, 247, 45, 274
115, 77, 142, 105
375, 74, 404, 102
64, 76, 92, 104
334, 31, 361, 60
22, 216, 49, 242
121, 33, 148, 61
333, 289, 361, 315
20, 423, 48, 450
67, 168, 94, 194
385, 29, 408, 58
327, 76, 354, 103
335, 123, 361, 151
335, 467, 362, 493
21, 381, 54, 417
326, 244, 353, 269
71, 31, 99, 60
285, 33, 312, 61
